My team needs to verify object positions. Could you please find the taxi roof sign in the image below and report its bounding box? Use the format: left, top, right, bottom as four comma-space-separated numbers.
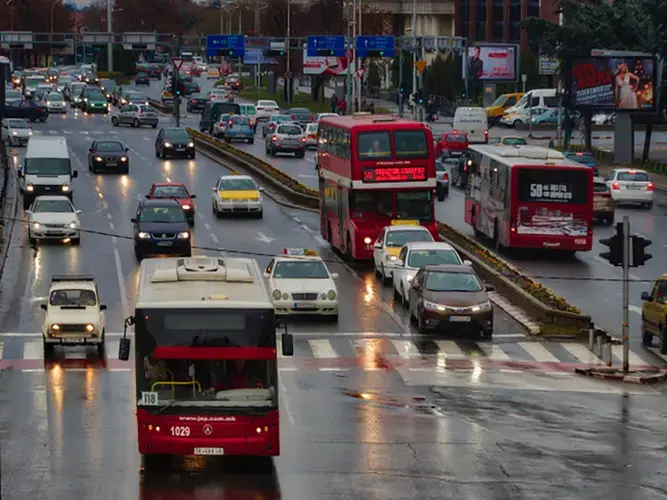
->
390, 220, 420, 226
283, 248, 318, 256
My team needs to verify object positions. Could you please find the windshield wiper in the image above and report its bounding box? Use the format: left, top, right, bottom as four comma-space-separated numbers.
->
155, 400, 177, 415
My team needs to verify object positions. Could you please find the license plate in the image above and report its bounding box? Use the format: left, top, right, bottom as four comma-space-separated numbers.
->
449, 316, 471, 322
294, 302, 318, 309
176, 147, 185, 150
45, 230, 59, 235
157, 241, 173, 247
55, 337, 86, 342
627, 185, 641, 190
194, 447, 224, 455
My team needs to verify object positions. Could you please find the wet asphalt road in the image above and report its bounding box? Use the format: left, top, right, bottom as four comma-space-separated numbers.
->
2, 87, 667, 498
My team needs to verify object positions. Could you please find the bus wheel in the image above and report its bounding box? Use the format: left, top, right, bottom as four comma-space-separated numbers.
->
327, 223, 332, 243
492, 221, 500, 250
346, 236, 354, 262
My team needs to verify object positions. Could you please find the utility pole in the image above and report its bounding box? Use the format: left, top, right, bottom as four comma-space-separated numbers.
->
107, 0, 113, 72
285, 0, 291, 104
556, 10, 563, 146
345, 1, 352, 114
411, 0, 417, 119
173, 36, 181, 127
621, 215, 630, 373
398, 46, 404, 117
351, 0, 357, 111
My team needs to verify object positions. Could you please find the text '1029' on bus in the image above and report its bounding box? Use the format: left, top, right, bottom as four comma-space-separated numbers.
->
117, 256, 294, 458
463, 145, 594, 252
315, 114, 438, 260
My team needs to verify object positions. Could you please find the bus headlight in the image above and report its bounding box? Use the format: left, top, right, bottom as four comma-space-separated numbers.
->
327, 290, 336, 300
272, 289, 282, 300
364, 237, 372, 244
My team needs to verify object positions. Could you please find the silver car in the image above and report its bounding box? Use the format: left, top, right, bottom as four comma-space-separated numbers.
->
110, 104, 158, 128
45, 93, 67, 113
265, 123, 306, 158
1, 118, 33, 147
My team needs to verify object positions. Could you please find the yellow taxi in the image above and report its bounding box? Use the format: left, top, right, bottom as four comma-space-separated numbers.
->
211, 173, 264, 218
485, 92, 523, 126
207, 66, 221, 79
161, 89, 174, 103
640, 275, 667, 350
372, 221, 435, 283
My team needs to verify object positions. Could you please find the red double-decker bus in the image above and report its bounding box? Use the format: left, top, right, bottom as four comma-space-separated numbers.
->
316, 114, 437, 260
463, 145, 594, 252
117, 256, 294, 460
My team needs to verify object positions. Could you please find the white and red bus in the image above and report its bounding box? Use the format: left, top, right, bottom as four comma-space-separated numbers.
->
316, 114, 437, 260
463, 145, 594, 252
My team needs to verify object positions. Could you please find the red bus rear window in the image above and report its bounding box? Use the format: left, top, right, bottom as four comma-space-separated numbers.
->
395, 130, 429, 158
358, 131, 392, 159
517, 168, 589, 204
357, 130, 429, 160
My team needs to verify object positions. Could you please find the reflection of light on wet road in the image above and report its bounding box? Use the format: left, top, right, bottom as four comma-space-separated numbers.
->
48, 364, 64, 413
355, 338, 385, 371
364, 281, 373, 303
471, 360, 482, 384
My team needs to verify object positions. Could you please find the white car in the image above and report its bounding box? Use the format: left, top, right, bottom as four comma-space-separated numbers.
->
1, 118, 32, 147
255, 100, 280, 121
211, 174, 263, 218
373, 224, 435, 283
314, 112, 338, 122
212, 113, 232, 137
45, 93, 67, 113
26, 195, 82, 245
264, 249, 339, 319
605, 168, 654, 208
391, 242, 471, 306
40, 274, 107, 358
500, 106, 549, 127
208, 88, 228, 102
304, 123, 318, 148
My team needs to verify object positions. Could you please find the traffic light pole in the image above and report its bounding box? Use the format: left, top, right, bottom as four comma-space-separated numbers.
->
622, 215, 630, 373
173, 60, 180, 128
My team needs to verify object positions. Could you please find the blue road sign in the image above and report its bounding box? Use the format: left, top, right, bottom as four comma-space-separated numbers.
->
243, 48, 277, 65
307, 35, 345, 57
206, 34, 245, 58
356, 36, 395, 58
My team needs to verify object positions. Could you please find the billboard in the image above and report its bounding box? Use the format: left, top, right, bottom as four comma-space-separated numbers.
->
568, 56, 657, 111
302, 47, 350, 76
464, 44, 518, 82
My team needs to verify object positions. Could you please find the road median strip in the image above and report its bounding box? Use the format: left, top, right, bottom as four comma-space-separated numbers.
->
0, 143, 19, 280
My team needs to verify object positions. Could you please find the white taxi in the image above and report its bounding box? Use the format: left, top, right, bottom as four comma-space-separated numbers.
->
40, 274, 107, 358
373, 222, 435, 283
212, 173, 263, 218
605, 168, 654, 208
265, 249, 339, 320
391, 242, 471, 306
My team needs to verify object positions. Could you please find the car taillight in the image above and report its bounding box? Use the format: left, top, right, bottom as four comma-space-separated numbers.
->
272, 136, 277, 141
308, 135, 314, 139
484, 130, 489, 136
257, 107, 264, 111
270, 123, 276, 129
291, 115, 296, 119
443, 173, 449, 181
647, 182, 654, 191
191, 99, 196, 103
612, 183, 620, 190
301, 137, 306, 143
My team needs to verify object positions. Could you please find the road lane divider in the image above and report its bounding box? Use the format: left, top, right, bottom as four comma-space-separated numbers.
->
0, 143, 19, 281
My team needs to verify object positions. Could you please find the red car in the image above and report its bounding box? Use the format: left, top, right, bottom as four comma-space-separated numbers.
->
435, 131, 469, 159
146, 182, 196, 226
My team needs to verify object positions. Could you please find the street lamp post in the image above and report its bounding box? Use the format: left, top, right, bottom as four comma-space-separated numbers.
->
107, 0, 113, 72
285, 0, 291, 103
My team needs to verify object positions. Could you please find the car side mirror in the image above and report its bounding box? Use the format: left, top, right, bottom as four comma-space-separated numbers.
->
374, 242, 382, 249
24, 210, 31, 215
75, 209, 82, 215
331, 272, 339, 279
130, 217, 137, 223
88, 148, 93, 153
282, 333, 294, 356
125, 148, 129, 152
118, 338, 131, 361
263, 272, 270, 279
72, 170, 78, 178
641, 291, 652, 301
100, 304, 107, 310
40, 304, 47, 311
485, 285, 495, 292
258, 187, 264, 192
463, 260, 472, 266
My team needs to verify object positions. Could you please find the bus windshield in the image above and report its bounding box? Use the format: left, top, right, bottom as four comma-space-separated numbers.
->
517, 168, 589, 205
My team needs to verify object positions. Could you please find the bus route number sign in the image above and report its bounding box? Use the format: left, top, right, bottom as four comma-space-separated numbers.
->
141, 391, 159, 406
362, 166, 427, 183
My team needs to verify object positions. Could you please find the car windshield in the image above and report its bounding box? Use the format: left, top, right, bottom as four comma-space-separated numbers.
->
140, 105, 154, 112
7, 120, 29, 128
33, 199, 73, 213
137, 72, 148, 77
358, 131, 392, 159
129, 94, 147, 101
278, 125, 302, 135
259, 101, 277, 107
426, 271, 483, 292
153, 185, 188, 198
273, 261, 329, 279
289, 108, 309, 114
48, 95, 63, 101
617, 171, 649, 182
221, 178, 257, 191
386, 229, 433, 247
272, 115, 289, 123
436, 161, 446, 172
49, 289, 97, 306
396, 191, 434, 221
231, 116, 249, 125
503, 137, 527, 145
567, 153, 595, 164
408, 249, 462, 267
395, 130, 429, 159
139, 206, 185, 223
444, 134, 467, 143
163, 130, 190, 141
25, 158, 70, 175
307, 124, 317, 132
26, 77, 45, 86
6, 91, 21, 99
87, 92, 104, 99
95, 142, 124, 152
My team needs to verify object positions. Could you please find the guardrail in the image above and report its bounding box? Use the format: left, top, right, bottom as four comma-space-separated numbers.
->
187, 128, 594, 334
514, 123, 667, 132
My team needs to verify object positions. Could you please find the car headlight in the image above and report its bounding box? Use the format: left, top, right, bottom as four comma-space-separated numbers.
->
85, 324, 95, 333
327, 289, 336, 300
68, 221, 78, 229
423, 300, 446, 312
28, 130, 33, 135
138, 232, 150, 239
385, 254, 396, 261
32, 222, 42, 230
407, 275, 414, 282
51, 324, 60, 331
120, 156, 128, 162
12, 131, 17, 136
61, 185, 70, 192
188, 142, 194, 148
164, 142, 172, 148
84, 98, 88, 102
26, 185, 34, 192
177, 232, 189, 239
95, 156, 103, 162
272, 289, 282, 300
471, 301, 492, 312
182, 204, 191, 210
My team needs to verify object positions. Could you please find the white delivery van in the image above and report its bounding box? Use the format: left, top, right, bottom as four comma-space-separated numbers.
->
19, 136, 77, 209
505, 89, 558, 115
453, 107, 488, 144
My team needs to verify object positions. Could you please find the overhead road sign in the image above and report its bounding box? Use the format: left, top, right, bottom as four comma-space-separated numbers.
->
243, 48, 277, 65
356, 36, 395, 58
123, 32, 156, 50
206, 34, 245, 57
1, 31, 33, 49
81, 33, 113, 45
268, 39, 286, 57
307, 35, 345, 57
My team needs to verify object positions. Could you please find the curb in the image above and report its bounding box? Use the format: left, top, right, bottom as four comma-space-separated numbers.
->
574, 367, 667, 383
0, 148, 18, 280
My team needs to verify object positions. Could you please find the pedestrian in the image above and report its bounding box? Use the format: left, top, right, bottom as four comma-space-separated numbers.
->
369, 102, 375, 115
330, 93, 339, 114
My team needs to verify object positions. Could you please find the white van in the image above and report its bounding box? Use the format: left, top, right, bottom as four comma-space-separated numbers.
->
505, 89, 559, 115
19, 136, 77, 209
453, 107, 488, 144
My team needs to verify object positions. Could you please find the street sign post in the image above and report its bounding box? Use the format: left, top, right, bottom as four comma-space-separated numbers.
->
414, 60, 427, 74
172, 58, 183, 71
306, 35, 345, 57
0, 31, 33, 50
356, 36, 395, 58
206, 34, 245, 58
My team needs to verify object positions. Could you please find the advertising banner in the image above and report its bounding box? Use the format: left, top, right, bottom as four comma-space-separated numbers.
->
463, 44, 518, 82
302, 48, 349, 75
568, 56, 656, 111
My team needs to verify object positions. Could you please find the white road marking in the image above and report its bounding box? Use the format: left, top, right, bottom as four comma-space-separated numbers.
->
478, 343, 511, 360
518, 342, 559, 363
593, 255, 640, 280
278, 375, 295, 426
112, 236, 118, 244
204, 223, 211, 230
210, 234, 219, 244
255, 232, 274, 243
109, 221, 115, 230
391, 340, 420, 358
611, 345, 652, 366
113, 247, 130, 317
106, 213, 112, 220
434, 340, 467, 359
300, 224, 312, 233
562, 343, 603, 364
319, 367, 347, 372
23, 341, 42, 360
292, 216, 301, 223
307, 339, 337, 358
492, 333, 526, 338
144, 137, 151, 141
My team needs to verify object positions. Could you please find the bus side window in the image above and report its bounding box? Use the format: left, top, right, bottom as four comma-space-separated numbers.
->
344, 131, 351, 160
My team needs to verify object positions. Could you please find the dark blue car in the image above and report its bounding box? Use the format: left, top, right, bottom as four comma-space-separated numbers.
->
135, 72, 150, 86
563, 152, 598, 176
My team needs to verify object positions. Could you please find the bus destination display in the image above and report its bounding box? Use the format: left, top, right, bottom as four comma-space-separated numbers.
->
362, 166, 427, 183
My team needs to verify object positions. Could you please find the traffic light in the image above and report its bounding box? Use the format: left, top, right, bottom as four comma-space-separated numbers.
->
631, 235, 652, 267
417, 90, 424, 105
599, 223, 624, 266
268, 48, 286, 57
172, 73, 181, 96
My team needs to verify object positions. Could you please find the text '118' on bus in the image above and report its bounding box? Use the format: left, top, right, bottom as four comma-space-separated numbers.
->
316, 114, 438, 260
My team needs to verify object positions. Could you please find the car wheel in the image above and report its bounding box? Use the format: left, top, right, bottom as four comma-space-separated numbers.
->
213, 201, 221, 219
646, 201, 653, 209
401, 284, 408, 307
122, 166, 129, 174
248, 139, 254, 145
189, 153, 195, 160
513, 119, 523, 127
381, 264, 390, 285
111, 116, 119, 126
605, 215, 614, 225
71, 237, 80, 246
132, 118, 140, 128
151, 124, 157, 129
417, 309, 427, 333
97, 339, 106, 358
28, 233, 36, 245
437, 189, 445, 202
256, 210, 263, 219
134, 247, 143, 261
641, 323, 653, 346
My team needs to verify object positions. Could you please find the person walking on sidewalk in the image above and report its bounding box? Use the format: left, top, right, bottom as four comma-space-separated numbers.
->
330, 93, 339, 113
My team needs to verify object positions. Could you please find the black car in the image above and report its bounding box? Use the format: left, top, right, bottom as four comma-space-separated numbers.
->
131, 199, 191, 260
4, 100, 48, 122
155, 128, 195, 159
135, 72, 150, 86
286, 107, 313, 126
184, 82, 200, 96
83, 73, 99, 85
187, 93, 207, 112
88, 140, 129, 174
225, 75, 241, 91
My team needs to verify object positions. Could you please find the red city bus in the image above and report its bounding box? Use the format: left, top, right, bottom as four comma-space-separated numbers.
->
117, 256, 294, 459
316, 114, 437, 260
463, 145, 594, 252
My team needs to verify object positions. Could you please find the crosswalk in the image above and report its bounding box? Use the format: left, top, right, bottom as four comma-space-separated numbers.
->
0, 333, 661, 374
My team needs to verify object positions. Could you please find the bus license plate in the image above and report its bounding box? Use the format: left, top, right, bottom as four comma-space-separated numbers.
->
449, 316, 471, 322
194, 447, 224, 455
294, 302, 317, 309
